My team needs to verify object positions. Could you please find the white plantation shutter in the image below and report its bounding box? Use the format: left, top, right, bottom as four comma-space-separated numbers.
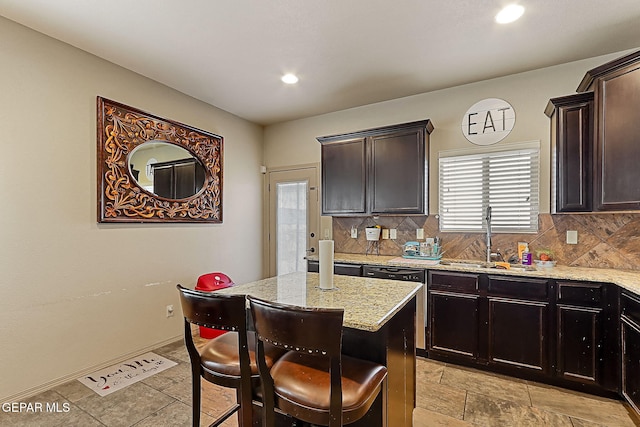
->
439, 143, 539, 233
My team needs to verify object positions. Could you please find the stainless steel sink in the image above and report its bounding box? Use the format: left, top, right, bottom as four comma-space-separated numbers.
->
440, 260, 491, 268
440, 260, 536, 271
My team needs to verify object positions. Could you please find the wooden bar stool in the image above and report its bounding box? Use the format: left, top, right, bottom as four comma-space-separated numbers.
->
177, 285, 285, 427
248, 295, 388, 427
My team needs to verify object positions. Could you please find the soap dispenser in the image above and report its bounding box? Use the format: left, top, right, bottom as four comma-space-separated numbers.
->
522, 243, 532, 265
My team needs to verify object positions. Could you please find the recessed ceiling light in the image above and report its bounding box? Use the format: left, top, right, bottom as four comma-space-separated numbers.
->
281, 73, 299, 84
495, 4, 525, 24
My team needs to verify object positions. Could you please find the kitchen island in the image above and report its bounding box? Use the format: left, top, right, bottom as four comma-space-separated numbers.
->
216, 272, 422, 427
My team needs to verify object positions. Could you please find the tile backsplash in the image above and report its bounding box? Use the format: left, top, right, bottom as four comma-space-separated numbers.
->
332, 213, 640, 271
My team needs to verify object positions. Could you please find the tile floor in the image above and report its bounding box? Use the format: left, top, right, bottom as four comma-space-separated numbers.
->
2, 336, 639, 426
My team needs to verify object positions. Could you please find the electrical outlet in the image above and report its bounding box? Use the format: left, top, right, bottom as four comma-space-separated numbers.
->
350, 227, 358, 238
390, 229, 397, 239
416, 228, 424, 240
166, 304, 174, 317
382, 229, 390, 239
566, 230, 578, 244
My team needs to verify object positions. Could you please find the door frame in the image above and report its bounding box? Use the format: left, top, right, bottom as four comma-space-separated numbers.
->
263, 163, 320, 278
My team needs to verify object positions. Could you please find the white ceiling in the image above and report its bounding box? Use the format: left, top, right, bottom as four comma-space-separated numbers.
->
1, 1, 640, 125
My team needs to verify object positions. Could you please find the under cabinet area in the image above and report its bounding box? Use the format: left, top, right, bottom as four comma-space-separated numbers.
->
317, 120, 433, 216
427, 270, 620, 396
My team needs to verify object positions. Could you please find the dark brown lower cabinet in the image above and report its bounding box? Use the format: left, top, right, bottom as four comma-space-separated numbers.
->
427, 271, 619, 396
488, 297, 549, 374
430, 291, 480, 359
556, 281, 605, 387
428, 272, 480, 362
486, 275, 551, 376
556, 281, 620, 392
557, 304, 602, 384
622, 292, 640, 413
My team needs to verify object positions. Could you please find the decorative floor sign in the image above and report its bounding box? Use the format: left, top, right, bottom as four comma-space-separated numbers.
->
78, 352, 177, 396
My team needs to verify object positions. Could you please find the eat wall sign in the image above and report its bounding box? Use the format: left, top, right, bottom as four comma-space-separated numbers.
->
461, 98, 515, 145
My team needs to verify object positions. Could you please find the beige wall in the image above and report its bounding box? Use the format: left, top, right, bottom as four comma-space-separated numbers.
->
263, 49, 632, 214
0, 17, 264, 400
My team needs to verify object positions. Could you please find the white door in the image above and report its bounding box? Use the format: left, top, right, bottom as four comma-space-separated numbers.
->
267, 165, 319, 277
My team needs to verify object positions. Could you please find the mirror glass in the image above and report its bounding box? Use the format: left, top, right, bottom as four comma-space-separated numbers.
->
128, 141, 206, 199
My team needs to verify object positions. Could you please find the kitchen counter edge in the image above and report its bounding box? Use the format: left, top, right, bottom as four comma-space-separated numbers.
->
307, 253, 640, 296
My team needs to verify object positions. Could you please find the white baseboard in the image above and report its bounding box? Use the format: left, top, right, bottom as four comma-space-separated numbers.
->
1, 334, 183, 404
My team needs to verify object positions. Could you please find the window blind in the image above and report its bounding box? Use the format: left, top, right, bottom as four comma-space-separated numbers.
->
439, 145, 539, 233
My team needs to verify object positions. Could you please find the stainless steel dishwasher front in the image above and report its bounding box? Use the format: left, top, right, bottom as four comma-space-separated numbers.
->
362, 265, 426, 351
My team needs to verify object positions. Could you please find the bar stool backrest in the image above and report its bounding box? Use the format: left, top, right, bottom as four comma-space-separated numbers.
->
248, 295, 345, 427
177, 285, 253, 427
178, 285, 246, 333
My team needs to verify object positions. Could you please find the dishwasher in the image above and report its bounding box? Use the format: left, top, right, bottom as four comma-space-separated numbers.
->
362, 265, 426, 352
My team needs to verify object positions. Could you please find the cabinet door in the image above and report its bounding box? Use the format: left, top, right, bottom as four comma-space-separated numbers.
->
321, 138, 366, 215
622, 291, 640, 413
429, 291, 480, 360
174, 162, 196, 199
556, 305, 602, 385
370, 128, 426, 214
487, 297, 550, 374
547, 93, 593, 212
153, 165, 174, 198
622, 317, 640, 414
595, 62, 640, 210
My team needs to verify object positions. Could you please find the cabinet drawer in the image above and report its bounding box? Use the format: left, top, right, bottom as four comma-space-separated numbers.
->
487, 276, 548, 299
622, 292, 640, 326
307, 261, 362, 276
557, 281, 602, 306
429, 271, 478, 293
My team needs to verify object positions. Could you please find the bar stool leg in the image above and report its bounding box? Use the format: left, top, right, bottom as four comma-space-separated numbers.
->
237, 385, 252, 427
191, 367, 201, 427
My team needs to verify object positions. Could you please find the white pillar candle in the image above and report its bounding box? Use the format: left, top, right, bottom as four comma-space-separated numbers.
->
319, 240, 334, 290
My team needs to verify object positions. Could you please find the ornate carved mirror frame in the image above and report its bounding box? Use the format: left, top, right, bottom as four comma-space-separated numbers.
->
97, 97, 223, 223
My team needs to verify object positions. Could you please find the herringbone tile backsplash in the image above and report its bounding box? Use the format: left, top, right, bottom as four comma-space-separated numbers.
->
332, 213, 640, 270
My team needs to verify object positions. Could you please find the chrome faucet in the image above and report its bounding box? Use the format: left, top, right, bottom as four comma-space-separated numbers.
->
486, 206, 492, 263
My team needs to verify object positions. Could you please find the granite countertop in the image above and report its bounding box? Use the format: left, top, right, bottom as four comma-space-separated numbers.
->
308, 253, 640, 296
215, 271, 422, 332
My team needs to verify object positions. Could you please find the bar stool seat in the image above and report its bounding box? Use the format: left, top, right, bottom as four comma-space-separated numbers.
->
200, 332, 284, 378
272, 351, 387, 423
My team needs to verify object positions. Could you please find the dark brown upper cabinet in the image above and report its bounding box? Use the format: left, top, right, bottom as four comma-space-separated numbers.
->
317, 120, 433, 216
577, 50, 640, 211
545, 92, 594, 213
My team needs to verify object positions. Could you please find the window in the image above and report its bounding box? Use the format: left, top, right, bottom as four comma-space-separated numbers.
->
276, 181, 308, 275
439, 142, 539, 233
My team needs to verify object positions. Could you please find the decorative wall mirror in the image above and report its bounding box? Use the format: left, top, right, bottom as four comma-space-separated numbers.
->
97, 97, 223, 223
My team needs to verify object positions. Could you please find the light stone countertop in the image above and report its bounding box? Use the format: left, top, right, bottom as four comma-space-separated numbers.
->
308, 253, 640, 296
215, 271, 422, 332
